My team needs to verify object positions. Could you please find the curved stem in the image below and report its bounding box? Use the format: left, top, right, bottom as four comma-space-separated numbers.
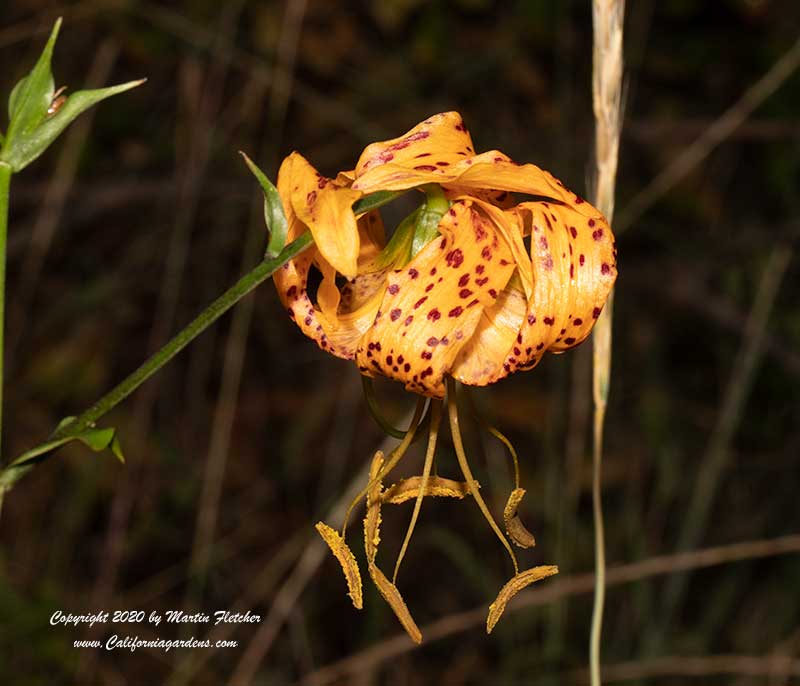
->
361, 377, 406, 439
446, 377, 518, 574
465, 390, 520, 490
392, 399, 442, 583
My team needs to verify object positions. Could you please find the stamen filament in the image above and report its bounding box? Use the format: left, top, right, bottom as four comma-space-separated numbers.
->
341, 396, 427, 537
446, 377, 519, 574
465, 391, 521, 490
392, 399, 443, 583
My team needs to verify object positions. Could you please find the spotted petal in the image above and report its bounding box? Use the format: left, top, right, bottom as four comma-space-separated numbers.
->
355, 199, 516, 398
352, 112, 477, 193
285, 152, 363, 279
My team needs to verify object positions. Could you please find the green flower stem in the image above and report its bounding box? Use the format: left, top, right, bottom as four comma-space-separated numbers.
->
0, 163, 11, 459
64, 232, 313, 433
0, 231, 314, 495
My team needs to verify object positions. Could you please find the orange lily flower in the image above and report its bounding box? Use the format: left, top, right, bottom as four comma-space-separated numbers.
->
269, 112, 616, 642
274, 112, 616, 398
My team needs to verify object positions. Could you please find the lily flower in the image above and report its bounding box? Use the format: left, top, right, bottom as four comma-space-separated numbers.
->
267, 112, 616, 642
274, 111, 616, 398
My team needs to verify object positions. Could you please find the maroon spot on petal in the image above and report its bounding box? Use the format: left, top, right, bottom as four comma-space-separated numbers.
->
601, 263, 611, 275
414, 296, 428, 309
304, 316, 312, 326
560, 328, 566, 334
574, 318, 583, 326
459, 288, 473, 299
386, 355, 393, 365
427, 337, 439, 347
579, 254, 586, 266
449, 306, 463, 318
544, 214, 553, 230
458, 273, 470, 287
427, 308, 441, 321
404, 363, 411, 372
592, 307, 602, 319
448, 208, 456, 216
436, 161, 450, 167
430, 267, 438, 276
536, 342, 544, 350
390, 308, 402, 321
499, 258, 510, 266
570, 226, 578, 238
421, 351, 433, 360
393, 365, 399, 372
388, 284, 399, 295
421, 366, 434, 378
414, 164, 438, 171
514, 347, 521, 356
404, 315, 414, 326
286, 285, 297, 299
570, 264, 574, 278
488, 288, 498, 298
475, 264, 485, 274
575, 196, 584, 204
544, 316, 555, 326
481, 247, 492, 260
543, 255, 554, 270
525, 347, 532, 355
539, 236, 549, 250
455, 330, 464, 340
397, 355, 404, 364
564, 337, 576, 345
425, 283, 435, 293
368, 342, 376, 350
408, 268, 419, 279
592, 229, 604, 241
415, 152, 432, 158
588, 218, 596, 227
306, 190, 317, 205
445, 249, 464, 268
475, 276, 489, 286
503, 363, 511, 373
439, 237, 447, 249
317, 176, 329, 189
517, 333, 523, 343
467, 299, 480, 308
528, 314, 536, 325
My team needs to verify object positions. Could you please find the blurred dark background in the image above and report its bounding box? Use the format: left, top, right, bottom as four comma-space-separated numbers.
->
1, 1, 799, 684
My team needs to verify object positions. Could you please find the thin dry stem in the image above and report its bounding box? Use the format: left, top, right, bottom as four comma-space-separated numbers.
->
590, 2, 625, 685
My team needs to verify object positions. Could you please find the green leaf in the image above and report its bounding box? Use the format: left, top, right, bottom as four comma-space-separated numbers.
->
240, 152, 288, 258
352, 190, 404, 215
4, 18, 60, 149
5, 417, 125, 471
1, 79, 145, 172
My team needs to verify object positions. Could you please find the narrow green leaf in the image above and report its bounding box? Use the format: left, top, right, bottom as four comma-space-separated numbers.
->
4, 18, 60, 148
352, 189, 404, 215
1, 79, 146, 172
240, 152, 288, 258
6, 418, 125, 469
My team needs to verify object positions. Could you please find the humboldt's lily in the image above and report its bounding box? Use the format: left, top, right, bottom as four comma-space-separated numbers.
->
265, 112, 616, 642
274, 112, 616, 398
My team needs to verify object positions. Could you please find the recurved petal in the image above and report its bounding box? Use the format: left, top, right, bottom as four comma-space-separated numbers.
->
448, 151, 598, 219
352, 112, 476, 193
287, 152, 363, 279
500, 201, 617, 374
355, 200, 516, 398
